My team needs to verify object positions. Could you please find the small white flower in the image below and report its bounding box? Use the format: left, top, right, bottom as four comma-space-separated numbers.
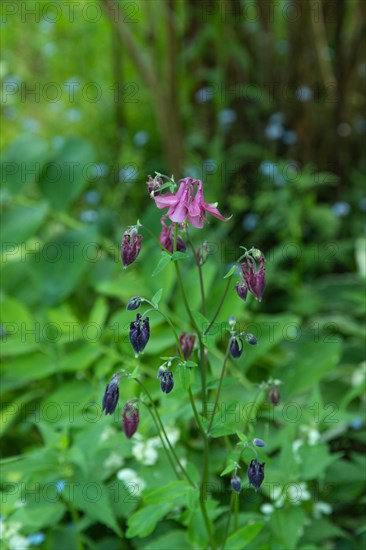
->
100, 426, 116, 442
117, 468, 146, 496
9, 534, 30, 550
132, 440, 159, 466
313, 501, 332, 519
164, 427, 180, 446
260, 503, 274, 515
308, 429, 321, 446
351, 362, 366, 387
103, 452, 124, 470
292, 439, 304, 463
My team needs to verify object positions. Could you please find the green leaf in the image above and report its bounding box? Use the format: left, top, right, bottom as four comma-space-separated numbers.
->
220, 461, 237, 477
270, 507, 307, 548
236, 432, 248, 443
224, 265, 236, 279
226, 522, 264, 549
126, 502, 172, 538
298, 444, 342, 479
151, 288, 163, 307
178, 364, 191, 391
184, 360, 198, 368
171, 251, 189, 261
39, 137, 95, 209
152, 252, 171, 277
143, 481, 194, 505
1, 202, 49, 249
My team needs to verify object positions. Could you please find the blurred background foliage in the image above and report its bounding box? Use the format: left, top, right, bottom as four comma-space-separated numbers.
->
0, 0, 365, 549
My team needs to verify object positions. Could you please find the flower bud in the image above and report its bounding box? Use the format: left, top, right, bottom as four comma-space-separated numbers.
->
126, 296, 142, 311
160, 371, 174, 394
228, 316, 236, 330
241, 256, 266, 301
159, 216, 186, 253
196, 242, 210, 266
179, 332, 195, 360
235, 280, 248, 302
122, 401, 139, 439
230, 475, 242, 494
147, 175, 163, 195
230, 337, 243, 359
157, 366, 165, 378
245, 333, 257, 345
253, 438, 265, 447
102, 373, 122, 415
247, 458, 265, 491
129, 313, 150, 355
121, 227, 142, 268
268, 385, 280, 406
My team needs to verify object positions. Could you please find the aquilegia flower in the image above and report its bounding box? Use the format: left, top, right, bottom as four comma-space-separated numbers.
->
160, 371, 174, 394
121, 226, 142, 268
179, 332, 195, 360
129, 313, 150, 355
153, 177, 231, 229
126, 296, 142, 311
235, 279, 248, 302
102, 373, 122, 415
122, 401, 140, 439
241, 256, 266, 301
230, 337, 244, 359
231, 474, 242, 494
247, 458, 265, 491
159, 216, 186, 253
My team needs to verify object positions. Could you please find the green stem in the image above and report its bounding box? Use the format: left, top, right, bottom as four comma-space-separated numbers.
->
135, 378, 196, 487
222, 492, 235, 550
187, 231, 206, 316
138, 400, 179, 478
140, 223, 171, 254
204, 275, 233, 336
207, 338, 232, 434
241, 388, 266, 433
68, 503, 84, 550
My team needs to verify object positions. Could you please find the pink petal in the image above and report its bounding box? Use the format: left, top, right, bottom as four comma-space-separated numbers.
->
154, 192, 178, 209
203, 202, 232, 222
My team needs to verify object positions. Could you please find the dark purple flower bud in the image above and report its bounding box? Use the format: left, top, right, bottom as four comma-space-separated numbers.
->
196, 242, 210, 266
126, 296, 142, 311
247, 458, 265, 491
121, 227, 142, 268
235, 279, 248, 302
157, 366, 165, 378
159, 216, 186, 253
230, 337, 243, 359
230, 475, 242, 494
160, 371, 174, 394
129, 313, 150, 355
245, 333, 257, 345
102, 373, 121, 415
122, 401, 139, 439
241, 257, 266, 301
179, 332, 195, 360
253, 438, 265, 447
268, 385, 280, 406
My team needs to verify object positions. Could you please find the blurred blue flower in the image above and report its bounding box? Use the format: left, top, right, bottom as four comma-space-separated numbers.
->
242, 213, 259, 231
23, 118, 40, 132
89, 164, 108, 179
354, 117, 366, 135
349, 417, 362, 430
119, 166, 138, 182
203, 159, 216, 173
265, 123, 284, 140
66, 109, 82, 122
39, 19, 55, 33
55, 480, 65, 494
133, 131, 149, 147
283, 130, 297, 145
85, 190, 101, 204
3, 107, 17, 120
269, 112, 284, 125
51, 136, 65, 149
42, 42, 57, 57
80, 210, 99, 223
297, 85, 313, 102
331, 201, 351, 217
218, 109, 236, 126
184, 166, 201, 179
195, 87, 213, 103
359, 197, 366, 212
27, 532, 46, 546
276, 40, 289, 55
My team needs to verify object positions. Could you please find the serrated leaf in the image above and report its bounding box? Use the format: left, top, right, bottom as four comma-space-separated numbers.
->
151, 288, 163, 306
152, 252, 171, 277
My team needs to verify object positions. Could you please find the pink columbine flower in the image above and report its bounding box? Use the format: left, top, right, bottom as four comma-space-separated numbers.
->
241, 256, 266, 301
153, 177, 231, 228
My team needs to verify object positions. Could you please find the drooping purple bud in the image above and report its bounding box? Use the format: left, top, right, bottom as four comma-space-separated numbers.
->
247, 458, 265, 491
160, 371, 174, 394
241, 256, 266, 301
268, 385, 280, 406
245, 333, 257, 345
129, 313, 150, 355
122, 401, 139, 438
253, 438, 266, 447
121, 227, 142, 268
102, 373, 122, 415
235, 279, 248, 302
159, 216, 186, 253
179, 332, 195, 360
230, 475, 242, 494
196, 242, 210, 266
126, 296, 142, 311
230, 337, 244, 359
